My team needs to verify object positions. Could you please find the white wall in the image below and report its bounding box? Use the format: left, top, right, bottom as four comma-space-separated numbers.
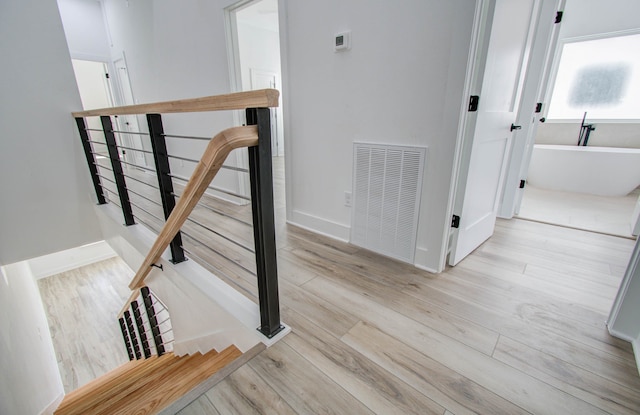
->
537, 0, 640, 147
101, 0, 247, 202
57, 0, 111, 61
0, 0, 103, 265
0, 263, 64, 415
282, 0, 476, 270
96, 0, 476, 271
237, 23, 281, 91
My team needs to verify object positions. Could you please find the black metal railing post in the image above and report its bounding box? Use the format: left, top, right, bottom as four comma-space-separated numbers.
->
246, 108, 283, 338
123, 309, 142, 360
75, 117, 107, 205
141, 286, 165, 356
101, 116, 135, 226
146, 114, 186, 263
131, 300, 151, 358
118, 317, 135, 361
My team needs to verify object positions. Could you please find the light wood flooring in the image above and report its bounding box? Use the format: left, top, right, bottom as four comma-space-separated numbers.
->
38, 257, 133, 392
48, 156, 640, 414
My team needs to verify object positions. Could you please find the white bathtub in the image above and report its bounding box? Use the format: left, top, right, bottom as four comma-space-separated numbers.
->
527, 144, 640, 197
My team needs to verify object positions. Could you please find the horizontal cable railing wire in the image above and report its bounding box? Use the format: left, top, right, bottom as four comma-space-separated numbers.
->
117, 144, 154, 154
118, 159, 156, 173
112, 130, 150, 136
163, 133, 211, 141
122, 173, 160, 190
185, 216, 254, 253
169, 173, 250, 201
173, 192, 252, 227
181, 231, 257, 277
127, 188, 162, 207
74, 90, 283, 337
167, 153, 248, 173
130, 201, 165, 224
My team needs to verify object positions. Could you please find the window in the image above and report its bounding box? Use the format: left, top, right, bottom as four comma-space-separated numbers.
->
547, 33, 640, 121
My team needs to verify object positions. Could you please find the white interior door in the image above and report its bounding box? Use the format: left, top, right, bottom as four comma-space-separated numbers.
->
112, 56, 146, 167
449, 0, 540, 266
501, 0, 565, 218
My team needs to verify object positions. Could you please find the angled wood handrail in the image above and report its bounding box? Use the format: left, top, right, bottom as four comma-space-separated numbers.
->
72, 89, 279, 117
128, 125, 259, 290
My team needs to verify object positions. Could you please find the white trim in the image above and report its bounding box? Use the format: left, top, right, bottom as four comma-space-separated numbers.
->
441, 0, 490, 271
606, 326, 636, 343
542, 118, 640, 124
39, 392, 64, 415
542, 28, 640, 121
414, 263, 440, 275
608, 328, 640, 375
633, 338, 640, 376
28, 241, 116, 280
562, 27, 640, 44
68, 52, 111, 63
288, 210, 350, 242
607, 238, 639, 328
414, 246, 439, 274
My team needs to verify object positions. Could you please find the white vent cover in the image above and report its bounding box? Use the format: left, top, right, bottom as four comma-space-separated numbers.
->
351, 143, 426, 263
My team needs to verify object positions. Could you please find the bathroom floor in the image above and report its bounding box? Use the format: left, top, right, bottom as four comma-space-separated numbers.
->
517, 185, 639, 238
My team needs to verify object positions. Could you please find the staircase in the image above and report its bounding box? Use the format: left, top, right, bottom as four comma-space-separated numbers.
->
61, 90, 286, 414
55, 345, 242, 415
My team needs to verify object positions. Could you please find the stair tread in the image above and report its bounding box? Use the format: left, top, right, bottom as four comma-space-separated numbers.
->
55, 346, 240, 415
56, 353, 181, 414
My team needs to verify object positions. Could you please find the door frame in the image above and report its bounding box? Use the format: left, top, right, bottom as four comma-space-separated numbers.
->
111, 52, 147, 167
224, 0, 287, 203
223, 0, 266, 201
442, 0, 563, 270
441, 0, 494, 270
498, 0, 566, 218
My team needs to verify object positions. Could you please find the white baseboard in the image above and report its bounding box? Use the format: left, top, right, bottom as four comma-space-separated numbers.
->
633, 338, 640, 376
413, 246, 442, 274
289, 210, 350, 242
607, 325, 640, 374
39, 392, 64, 415
28, 241, 117, 279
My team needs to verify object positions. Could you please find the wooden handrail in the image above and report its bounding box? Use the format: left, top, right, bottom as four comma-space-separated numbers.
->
72, 89, 279, 117
128, 125, 259, 290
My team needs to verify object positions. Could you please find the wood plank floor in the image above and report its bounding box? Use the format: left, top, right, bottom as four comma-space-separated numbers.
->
50, 156, 640, 414
38, 257, 133, 392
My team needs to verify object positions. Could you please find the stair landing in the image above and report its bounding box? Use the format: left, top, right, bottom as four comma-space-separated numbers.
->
55, 345, 242, 415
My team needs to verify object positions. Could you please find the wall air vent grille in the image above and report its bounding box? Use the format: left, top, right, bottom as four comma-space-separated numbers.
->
351, 143, 426, 263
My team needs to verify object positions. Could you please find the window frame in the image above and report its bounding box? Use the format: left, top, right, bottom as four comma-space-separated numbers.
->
543, 28, 640, 124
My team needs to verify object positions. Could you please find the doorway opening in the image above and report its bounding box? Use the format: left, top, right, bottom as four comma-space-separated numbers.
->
513, 6, 640, 239
226, 0, 284, 156
225, 0, 286, 217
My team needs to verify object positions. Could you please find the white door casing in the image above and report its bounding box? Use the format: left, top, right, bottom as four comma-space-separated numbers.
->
112, 55, 146, 167
449, 0, 540, 266
500, 0, 565, 218
250, 69, 284, 156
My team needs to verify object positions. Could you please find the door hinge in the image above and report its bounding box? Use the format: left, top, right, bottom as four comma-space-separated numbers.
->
451, 215, 461, 228
535, 102, 543, 113
468, 95, 480, 112
519, 180, 526, 189
555, 11, 563, 23
105, 73, 110, 79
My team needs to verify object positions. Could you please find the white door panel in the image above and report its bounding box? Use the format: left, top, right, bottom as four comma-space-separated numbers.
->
449, 0, 538, 265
